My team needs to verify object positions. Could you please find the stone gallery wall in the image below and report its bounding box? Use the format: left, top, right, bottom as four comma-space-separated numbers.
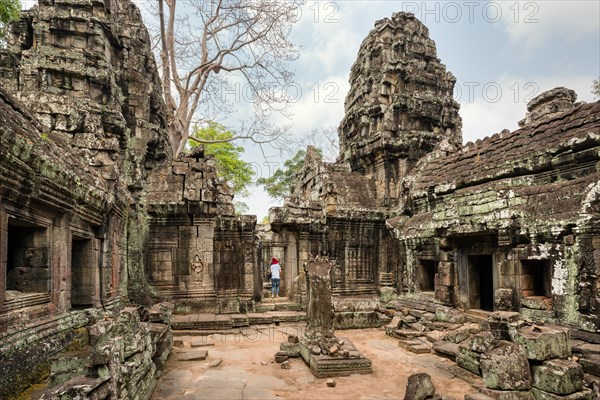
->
390, 88, 600, 332
0, 0, 247, 397
267, 12, 600, 333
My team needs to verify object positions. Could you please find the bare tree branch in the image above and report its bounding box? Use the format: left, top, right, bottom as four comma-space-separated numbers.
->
149, 0, 302, 157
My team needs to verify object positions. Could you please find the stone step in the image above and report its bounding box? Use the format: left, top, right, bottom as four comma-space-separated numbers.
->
398, 338, 431, 354
255, 300, 303, 313
172, 311, 306, 331
580, 354, 600, 377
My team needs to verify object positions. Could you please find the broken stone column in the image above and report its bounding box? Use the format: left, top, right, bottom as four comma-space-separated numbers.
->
279, 256, 372, 378
304, 256, 335, 346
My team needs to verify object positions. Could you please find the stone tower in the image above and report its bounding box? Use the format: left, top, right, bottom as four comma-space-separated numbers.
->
339, 12, 462, 205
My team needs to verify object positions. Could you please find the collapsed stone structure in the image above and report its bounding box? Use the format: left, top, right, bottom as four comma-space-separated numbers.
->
0, 0, 252, 397
268, 12, 600, 334
0, 2, 598, 398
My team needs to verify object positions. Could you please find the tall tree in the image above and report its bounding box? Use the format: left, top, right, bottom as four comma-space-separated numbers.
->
156, 0, 302, 157
0, 0, 20, 41
257, 148, 322, 200
593, 78, 600, 100
190, 122, 255, 196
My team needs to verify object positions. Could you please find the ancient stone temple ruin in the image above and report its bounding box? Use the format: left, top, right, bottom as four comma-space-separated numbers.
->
0, 2, 599, 399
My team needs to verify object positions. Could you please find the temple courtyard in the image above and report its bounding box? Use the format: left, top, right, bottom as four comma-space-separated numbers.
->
153, 325, 478, 400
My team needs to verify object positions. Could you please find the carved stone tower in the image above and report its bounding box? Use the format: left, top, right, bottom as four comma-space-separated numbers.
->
339, 12, 462, 206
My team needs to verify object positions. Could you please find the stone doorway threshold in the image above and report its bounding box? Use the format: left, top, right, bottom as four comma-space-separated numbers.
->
153, 325, 481, 400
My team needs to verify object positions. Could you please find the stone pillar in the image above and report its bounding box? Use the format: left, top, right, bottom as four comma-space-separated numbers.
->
52, 214, 70, 312
305, 257, 335, 341
241, 215, 256, 296
285, 231, 298, 298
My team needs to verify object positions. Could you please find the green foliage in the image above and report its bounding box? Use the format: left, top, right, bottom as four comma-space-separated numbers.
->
189, 123, 255, 196
257, 148, 322, 200
593, 78, 600, 99
0, 0, 20, 40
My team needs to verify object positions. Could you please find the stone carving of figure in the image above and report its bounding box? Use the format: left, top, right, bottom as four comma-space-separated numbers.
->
191, 254, 204, 282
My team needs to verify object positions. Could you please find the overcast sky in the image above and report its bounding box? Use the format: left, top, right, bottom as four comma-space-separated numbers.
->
24, 1, 600, 219
239, 0, 599, 220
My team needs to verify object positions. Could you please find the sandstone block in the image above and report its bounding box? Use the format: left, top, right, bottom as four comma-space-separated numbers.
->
480, 342, 531, 390
494, 289, 514, 311
531, 359, 583, 395
488, 312, 521, 340
478, 388, 535, 400
403, 373, 436, 400
178, 349, 208, 361
521, 296, 552, 310
530, 387, 593, 400
510, 325, 570, 361
435, 307, 466, 324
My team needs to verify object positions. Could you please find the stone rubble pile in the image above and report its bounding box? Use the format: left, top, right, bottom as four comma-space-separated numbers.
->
37, 303, 173, 400
384, 302, 599, 399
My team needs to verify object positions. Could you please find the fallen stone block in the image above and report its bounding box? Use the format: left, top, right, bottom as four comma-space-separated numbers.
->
480, 342, 531, 391
521, 296, 552, 311
398, 339, 431, 354
457, 345, 481, 375
433, 341, 459, 359
426, 330, 445, 343
531, 359, 583, 395
403, 373, 436, 400
208, 359, 222, 368
386, 316, 402, 331
326, 379, 336, 387
494, 289, 514, 311
444, 327, 472, 344
511, 325, 571, 361
487, 312, 521, 341
478, 388, 534, 400
530, 387, 593, 400
579, 354, 600, 377
275, 351, 289, 363
190, 339, 214, 348
435, 307, 467, 324
177, 349, 208, 361
281, 360, 291, 369
471, 332, 496, 354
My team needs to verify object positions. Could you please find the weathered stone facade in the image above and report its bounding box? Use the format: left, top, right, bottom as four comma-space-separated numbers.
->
267, 11, 600, 335
1, 3, 599, 397
0, 0, 248, 397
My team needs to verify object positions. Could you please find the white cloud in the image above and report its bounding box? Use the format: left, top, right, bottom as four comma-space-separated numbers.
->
498, 1, 600, 48
460, 73, 597, 143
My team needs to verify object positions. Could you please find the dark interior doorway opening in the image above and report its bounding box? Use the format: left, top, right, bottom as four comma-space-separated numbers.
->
521, 259, 552, 298
468, 254, 494, 311
418, 259, 436, 292
71, 237, 94, 308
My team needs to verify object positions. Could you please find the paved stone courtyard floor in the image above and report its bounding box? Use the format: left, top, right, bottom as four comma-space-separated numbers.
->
152, 324, 482, 400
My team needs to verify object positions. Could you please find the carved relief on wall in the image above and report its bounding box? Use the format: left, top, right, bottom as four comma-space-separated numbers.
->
332, 258, 343, 284
190, 253, 204, 283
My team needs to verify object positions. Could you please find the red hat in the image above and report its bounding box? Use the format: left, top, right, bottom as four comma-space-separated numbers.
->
271, 258, 279, 264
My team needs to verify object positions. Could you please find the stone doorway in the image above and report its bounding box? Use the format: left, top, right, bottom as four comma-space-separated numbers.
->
468, 255, 494, 311
418, 259, 436, 292
71, 237, 95, 308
